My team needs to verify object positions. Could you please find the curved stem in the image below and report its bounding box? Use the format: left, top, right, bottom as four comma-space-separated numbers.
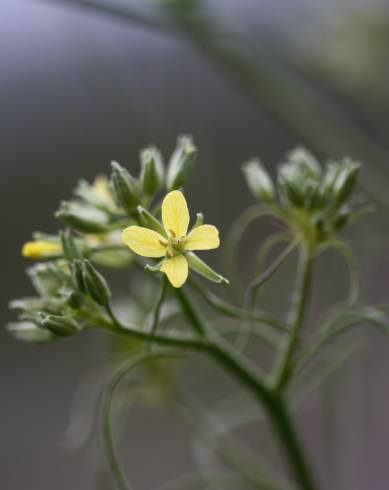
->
102, 352, 185, 490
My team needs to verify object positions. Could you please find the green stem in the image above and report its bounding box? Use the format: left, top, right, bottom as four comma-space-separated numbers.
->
148, 277, 168, 348
102, 292, 316, 489
273, 248, 313, 391
176, 288, 315, 490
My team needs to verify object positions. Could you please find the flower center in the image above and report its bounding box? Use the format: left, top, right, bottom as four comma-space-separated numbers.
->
166, 230, 187, 257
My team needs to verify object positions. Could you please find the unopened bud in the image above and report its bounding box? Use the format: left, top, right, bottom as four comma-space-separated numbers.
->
41, 314, 80, 337
82, 259, 111, 307
56, 202, 109, 233
242, 159, 275, 202
140, 147, 164, 196
166, 135, 196, 190
111, 161, 141, 215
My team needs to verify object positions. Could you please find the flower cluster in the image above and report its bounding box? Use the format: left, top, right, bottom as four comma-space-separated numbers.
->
243, 147, 364, 250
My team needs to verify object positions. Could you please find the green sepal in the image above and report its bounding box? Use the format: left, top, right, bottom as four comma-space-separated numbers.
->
137, 205, 166, 236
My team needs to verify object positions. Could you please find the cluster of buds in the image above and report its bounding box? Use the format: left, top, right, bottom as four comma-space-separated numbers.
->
243, 147, 363, 250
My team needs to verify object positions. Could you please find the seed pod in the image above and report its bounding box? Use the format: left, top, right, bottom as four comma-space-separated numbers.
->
82, 259, 111, 307
166, 136, 197, 190
139, 147, 164, 196
186, 252, 229, 284
110, 161, 141, 215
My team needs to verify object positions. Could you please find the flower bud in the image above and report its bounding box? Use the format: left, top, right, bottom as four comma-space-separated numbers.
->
82, 259, 111, 307
28, 263, 64, 296
186, 252, 229, 284
71, 259, 86, 293
166, 135, 197, 190
137, 206, 166, 236
22, 240, 61, 260
41, 314, 80, 337
111, 161, 141, 215
139, 147, 164, 196
333, 159, 361, 206
60, 229, 81, 261
278, 165, 305, 207
56, 201, 109, 233
242, 159, 275, 202
287, 146, 321, 180
7, 321, 53, 343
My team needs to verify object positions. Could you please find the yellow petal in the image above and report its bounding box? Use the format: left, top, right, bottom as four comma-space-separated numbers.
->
121, 226, 166, 258
185, 225, 220, 251
160, 255, 188, 288
162, 190, 189, 237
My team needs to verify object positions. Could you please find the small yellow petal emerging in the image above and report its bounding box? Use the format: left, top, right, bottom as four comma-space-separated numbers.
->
162, 190, 190, 237
22, 241, 62, 259
160, 255, 188, 288
122, 226, 167, 258
185, 225, 220, 251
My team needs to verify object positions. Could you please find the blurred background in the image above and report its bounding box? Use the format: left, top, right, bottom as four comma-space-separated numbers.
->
2, 0, 389, 488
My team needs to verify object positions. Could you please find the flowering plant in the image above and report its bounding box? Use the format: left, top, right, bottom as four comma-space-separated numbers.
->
9, 136, 386, 490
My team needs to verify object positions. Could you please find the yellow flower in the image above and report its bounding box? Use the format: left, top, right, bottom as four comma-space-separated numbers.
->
121, 191, 220, 287
22, 240, 62, 259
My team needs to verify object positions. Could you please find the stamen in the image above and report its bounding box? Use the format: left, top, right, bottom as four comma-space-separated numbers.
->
169, 229, 176, 238
159, 239, 168, 247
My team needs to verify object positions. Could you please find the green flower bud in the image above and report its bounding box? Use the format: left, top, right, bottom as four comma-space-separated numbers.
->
28, 263, 64, 297
278, 165, 305, 207
71, 259, 86, 293
139, 147, 165, 196
82, 259, 111, 306
186, 252, 229, 284
287, 146, 321, 180
166, 135, 197, 190
111, 161, 141, 215
321, 162, 341, 197
242, 159, 275, 201
7, 322, 53, 343
56, 201, 109, 233
41, 314, 80, 337
137, 206, 166, 236
60, 228, 81, 261
333, 159, 361, 206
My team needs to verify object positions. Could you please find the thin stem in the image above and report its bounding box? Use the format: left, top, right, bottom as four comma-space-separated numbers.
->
236, 241, 297, 351
148, 277, 168, 348
189, 277, 286, 332
272, 248, 313, 391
